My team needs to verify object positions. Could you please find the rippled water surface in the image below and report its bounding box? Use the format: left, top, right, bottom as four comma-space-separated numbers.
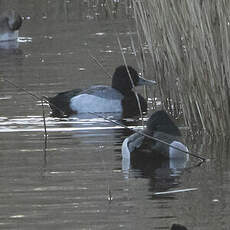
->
0, 1, 230, 229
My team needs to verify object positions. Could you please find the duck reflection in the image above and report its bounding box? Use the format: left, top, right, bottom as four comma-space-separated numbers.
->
128, 148, 188, 193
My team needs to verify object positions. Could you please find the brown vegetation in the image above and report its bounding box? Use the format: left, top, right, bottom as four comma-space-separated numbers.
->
132, 0, 230, 134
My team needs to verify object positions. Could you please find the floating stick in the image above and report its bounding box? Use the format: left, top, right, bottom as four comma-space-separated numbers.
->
154, 187, 198, 195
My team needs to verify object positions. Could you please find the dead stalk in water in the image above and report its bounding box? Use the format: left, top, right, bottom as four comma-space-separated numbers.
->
116, 35, 144, 125
41, 99, 48, 166
88, 49, 113, 79
102, 0, 147, 126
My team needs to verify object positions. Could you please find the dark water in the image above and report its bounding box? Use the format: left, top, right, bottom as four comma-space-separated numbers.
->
0, 1, 230, 229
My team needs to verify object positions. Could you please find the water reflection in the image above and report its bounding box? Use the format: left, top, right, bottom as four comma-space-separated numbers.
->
0, 39, 23, 59
0, 38, 24, 73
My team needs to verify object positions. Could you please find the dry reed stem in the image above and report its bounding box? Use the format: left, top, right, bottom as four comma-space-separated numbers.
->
104, 0, 150, 124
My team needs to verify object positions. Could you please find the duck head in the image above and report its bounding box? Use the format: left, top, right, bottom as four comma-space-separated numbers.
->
146, 110, 181, 136
112, 65, 156, 95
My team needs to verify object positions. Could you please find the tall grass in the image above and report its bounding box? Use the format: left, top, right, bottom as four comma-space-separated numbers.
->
132, 0, 230, 134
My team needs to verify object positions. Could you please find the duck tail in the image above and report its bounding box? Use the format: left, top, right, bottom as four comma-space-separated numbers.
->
42, 95, 64, 118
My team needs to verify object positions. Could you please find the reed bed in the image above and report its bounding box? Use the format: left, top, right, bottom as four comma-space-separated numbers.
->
132, 0, 230, 134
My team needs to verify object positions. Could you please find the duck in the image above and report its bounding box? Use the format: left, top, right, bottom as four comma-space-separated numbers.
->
0, 10, 22, 42
171, 224, 188, 230
122, 110, 189, 168
46, 65, 156, 118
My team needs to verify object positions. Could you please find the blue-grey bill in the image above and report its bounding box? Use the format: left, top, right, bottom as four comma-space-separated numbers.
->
137, 76, 156, 86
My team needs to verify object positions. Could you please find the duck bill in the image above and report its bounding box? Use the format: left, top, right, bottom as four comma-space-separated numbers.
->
137, 76, 156, 86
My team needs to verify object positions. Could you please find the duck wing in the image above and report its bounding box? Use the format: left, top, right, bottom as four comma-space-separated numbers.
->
47, 88, 82, 117
80, 85, 123, 100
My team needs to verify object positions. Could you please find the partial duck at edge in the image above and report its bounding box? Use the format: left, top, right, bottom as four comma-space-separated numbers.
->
0, 10, 22, 42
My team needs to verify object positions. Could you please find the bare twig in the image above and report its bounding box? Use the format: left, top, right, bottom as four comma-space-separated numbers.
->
41, 100, 48, 166
88, 49, 113, 79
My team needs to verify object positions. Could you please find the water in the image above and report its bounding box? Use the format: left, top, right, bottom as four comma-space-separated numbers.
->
0, 1, 230, 229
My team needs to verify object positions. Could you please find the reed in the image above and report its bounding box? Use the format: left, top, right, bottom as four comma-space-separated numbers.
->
132, 0, 230, 134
